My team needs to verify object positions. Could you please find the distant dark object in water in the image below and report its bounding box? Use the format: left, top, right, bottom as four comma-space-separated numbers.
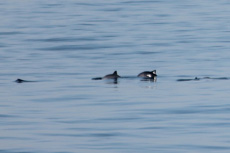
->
138, 70, 157, 79
177, 77, 200, 81
177, 77, 229, 82
15, 78, 36, 83
103, 71, 120, 79
92, 77, 102, 80
92, 71, 120, 80
15, 79, 26, 83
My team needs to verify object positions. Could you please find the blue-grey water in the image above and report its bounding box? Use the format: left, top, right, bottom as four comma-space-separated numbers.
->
1, 1, 230, 153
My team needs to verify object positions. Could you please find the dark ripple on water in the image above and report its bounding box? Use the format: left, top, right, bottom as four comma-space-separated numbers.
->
38, 44, 133, 51
0, 31, 23, 35
42, 132, 122, 138
0, 150, 33, 153
0, 114, 15, 118
27, 37, 102, 42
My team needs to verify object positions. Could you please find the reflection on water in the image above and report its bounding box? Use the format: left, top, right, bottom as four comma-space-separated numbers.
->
1, 0, 230, 153
140, 77, 157, 82
104, 78, 119, 84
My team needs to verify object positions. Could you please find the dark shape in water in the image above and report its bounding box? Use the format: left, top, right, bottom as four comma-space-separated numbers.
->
138, 70, 157, 79
203, 77, 229, 80
15, 78, 36, 83
177, 77, 229, 82
177, 77, 200, 81
92, 71, 120, 80
103, 71, 120, 79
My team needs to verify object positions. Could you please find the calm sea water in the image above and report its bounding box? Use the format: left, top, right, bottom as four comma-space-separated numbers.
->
1, 0, 230, 153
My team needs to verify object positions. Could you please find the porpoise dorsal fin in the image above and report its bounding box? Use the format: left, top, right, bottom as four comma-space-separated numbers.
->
15, 78, 24, 83
113, 71, 117, 75
16, 78, 23, 82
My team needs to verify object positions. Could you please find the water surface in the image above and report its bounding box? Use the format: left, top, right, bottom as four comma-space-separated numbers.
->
1, 0, 230, 153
